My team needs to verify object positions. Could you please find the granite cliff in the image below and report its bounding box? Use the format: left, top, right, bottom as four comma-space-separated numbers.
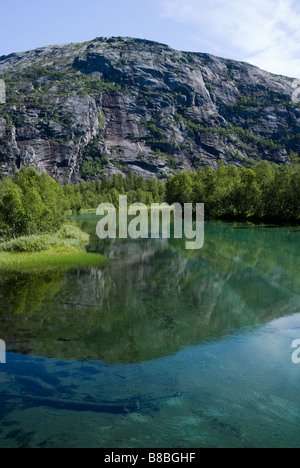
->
0, 37, 299, 182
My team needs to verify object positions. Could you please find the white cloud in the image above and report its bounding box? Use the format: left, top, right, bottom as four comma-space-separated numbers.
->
159, 0, 300, 78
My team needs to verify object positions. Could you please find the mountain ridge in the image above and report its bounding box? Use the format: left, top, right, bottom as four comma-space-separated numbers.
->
0, 36, 299, 182
0, 36, 292, 78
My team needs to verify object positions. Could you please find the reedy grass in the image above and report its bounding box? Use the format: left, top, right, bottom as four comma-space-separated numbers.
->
0, 224, 89, 252
0, 247, 108, 273
0, 224, 108, 272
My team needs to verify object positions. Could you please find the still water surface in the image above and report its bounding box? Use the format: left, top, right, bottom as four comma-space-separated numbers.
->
0, 219, 299, 447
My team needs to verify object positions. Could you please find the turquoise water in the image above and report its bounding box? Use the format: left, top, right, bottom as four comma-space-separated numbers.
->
0, 220, 300, 447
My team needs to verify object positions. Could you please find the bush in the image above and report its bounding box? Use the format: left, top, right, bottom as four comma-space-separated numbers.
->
0, 234, 62, 252
56, 224, 89, 249
0, 167, 67, 237
0, 225, 89, 252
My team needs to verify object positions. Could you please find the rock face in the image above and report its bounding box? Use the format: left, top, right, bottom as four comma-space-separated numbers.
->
0, 37, 299, 182
0, 79, 5, 104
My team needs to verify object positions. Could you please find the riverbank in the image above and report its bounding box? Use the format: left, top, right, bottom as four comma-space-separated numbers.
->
0, 224, 108, 272
0, 249, 108, 273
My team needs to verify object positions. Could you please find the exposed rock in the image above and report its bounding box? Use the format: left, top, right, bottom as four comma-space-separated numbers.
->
0, 79, 5, 104
0, 36, 299, 182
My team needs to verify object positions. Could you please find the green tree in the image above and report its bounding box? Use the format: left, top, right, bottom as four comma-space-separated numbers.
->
0, 180, 25, 237
166, 172, 193, 205
0, 167, 68, 237
231, 168, 261, 218
288, 151, 300, 166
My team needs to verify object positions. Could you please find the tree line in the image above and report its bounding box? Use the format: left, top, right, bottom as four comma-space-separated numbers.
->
0, 169, 165, 238
165, 160, 300, 222
1, 160, 300, 239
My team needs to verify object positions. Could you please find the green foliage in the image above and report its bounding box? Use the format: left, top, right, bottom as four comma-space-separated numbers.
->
205, 83, 215, 91
166, 160, 300, 222
0, 179, 25, 237
62, 173, 166, 212
151, 149, 168, 158
0, 167, 67, 238
0, 224, 89, 252
174, 112, 282, 151
141, 118, 166, 143
229, 96, 262, 110
80, 156, 109, 177
1, 65, 121, 107
14, 65, 66, 82
0, 233, 63, 252
2, 159, 300, 249
0, 250, 107, 273
79, 75, 121, 94
288, 151, 300, 165
98, 111, 104, 129
227, 92, 292, 113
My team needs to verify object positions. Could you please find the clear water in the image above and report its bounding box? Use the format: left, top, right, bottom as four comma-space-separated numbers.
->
0, 220, 300, 448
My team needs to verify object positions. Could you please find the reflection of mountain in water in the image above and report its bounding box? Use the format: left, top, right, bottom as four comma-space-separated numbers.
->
1, 220, 300, 363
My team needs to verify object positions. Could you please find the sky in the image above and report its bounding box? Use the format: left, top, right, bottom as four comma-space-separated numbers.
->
0, 0, 299, 78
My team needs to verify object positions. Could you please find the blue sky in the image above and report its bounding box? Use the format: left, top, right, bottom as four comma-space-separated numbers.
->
1, 0, 299, 77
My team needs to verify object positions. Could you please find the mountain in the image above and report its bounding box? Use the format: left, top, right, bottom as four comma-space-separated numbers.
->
0, 36, 299, 183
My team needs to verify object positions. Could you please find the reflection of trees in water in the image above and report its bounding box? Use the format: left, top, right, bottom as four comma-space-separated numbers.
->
1, 221, 300, 363
0, 271, 65, 316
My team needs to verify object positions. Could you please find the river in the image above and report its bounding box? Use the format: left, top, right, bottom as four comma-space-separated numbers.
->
0, 218, 299, 447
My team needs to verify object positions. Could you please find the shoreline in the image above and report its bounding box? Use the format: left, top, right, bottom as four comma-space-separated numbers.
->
0, 223, 108, 272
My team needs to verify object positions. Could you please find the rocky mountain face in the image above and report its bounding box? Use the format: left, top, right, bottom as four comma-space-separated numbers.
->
0, 36, 299, 182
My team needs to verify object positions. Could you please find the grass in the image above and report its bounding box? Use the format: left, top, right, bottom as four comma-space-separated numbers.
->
0, 248, 108, 273
78, 209, 97, 215
0, 223, 108, 272
0, 224, 89, 252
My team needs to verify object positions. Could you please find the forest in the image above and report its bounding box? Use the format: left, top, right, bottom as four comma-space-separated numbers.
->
1, 158, 300, 242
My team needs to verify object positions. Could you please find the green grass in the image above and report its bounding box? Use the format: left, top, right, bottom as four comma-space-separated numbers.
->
0, 224, 89, 252
0, 223, 108, 272
78, 209, 97, 215
0, 248, 108, 273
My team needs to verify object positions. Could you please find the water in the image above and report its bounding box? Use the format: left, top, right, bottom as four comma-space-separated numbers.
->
0, 219, 300, 448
